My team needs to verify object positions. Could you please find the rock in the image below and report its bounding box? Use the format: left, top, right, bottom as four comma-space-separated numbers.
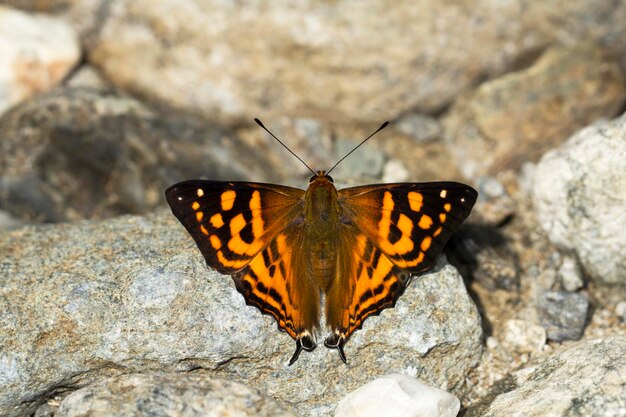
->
395, 114, 443, 143
615, 301, 626, 323
0, 6, 80, 115
447, 225, 520, 292
557, 256, 584, 292
89, 1, 626, 125
444, 45, 626, 179
465, 336, 626, 417
537, 291, 589, 342
335, 374, 460, 417
499, 320, 546, 355
532, 115, 626, 286
0, 88, 275, 223
0, 212, 483, 417
474, 176, 516, 225
331, 137, 387, 182
56, 373, 297, 417
383, 159, 410, 183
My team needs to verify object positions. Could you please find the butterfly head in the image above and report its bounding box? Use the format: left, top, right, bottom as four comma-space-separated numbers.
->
309, 170, 334, 184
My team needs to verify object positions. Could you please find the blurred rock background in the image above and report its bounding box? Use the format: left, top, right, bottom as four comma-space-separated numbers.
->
0, 1, 625, 417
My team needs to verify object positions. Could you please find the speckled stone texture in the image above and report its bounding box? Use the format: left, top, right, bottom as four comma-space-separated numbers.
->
0, 212, 482, 417
466, 336, 626, 417
532, 115, 626, 286
56, 373, 297, 417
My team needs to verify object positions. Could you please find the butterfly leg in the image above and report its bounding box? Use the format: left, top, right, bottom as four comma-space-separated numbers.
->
324, 331, 347, 364
288, 331, 317, 366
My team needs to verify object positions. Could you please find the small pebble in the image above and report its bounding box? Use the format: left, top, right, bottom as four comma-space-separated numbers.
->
537, 291, 589, 342
558, 256, 584, 292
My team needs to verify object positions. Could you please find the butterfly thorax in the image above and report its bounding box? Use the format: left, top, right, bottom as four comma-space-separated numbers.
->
303, 174, 340, 289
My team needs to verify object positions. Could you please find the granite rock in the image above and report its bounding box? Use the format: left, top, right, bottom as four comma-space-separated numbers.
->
444, 45, 625, 178
335, 374, 460, 417
532, 115, 626, 286
537, 291, 589, 342
56, 373, 297, 417
0, 6, 80, 115
0, 212, 483, 417
89, 0, 626, 125
466, 336, 626, 417
0, 88, 275, 223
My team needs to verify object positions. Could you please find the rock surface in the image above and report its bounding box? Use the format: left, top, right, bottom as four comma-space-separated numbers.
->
89, 0, 626, 125
56, 373, 297, 417
532, 115, 626, 286
537, 291, 589, 342
0, 212, 483, 417
444, 45, 625, 178
335, 374, 460, 417
466, 336, 626, 417
0, 88, 275, 223
0, 5, 80, 115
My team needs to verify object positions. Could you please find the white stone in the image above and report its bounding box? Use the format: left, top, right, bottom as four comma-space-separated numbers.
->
532, 115, 626, 285
558, 256, 584, 292
0, 6, 80, 114
335, 374, 460, 417
383, 159, 410, 183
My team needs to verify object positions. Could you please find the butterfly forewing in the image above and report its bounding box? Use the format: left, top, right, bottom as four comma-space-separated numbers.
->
338, 182, 477, 273
165, 180, 304, 274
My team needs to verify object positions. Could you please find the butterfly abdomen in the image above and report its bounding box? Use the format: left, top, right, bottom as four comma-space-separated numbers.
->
303, 176, 341, 289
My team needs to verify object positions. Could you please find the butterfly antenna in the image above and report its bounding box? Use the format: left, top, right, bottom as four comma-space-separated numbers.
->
254, 118, 316, 176
326, 121, 390, 176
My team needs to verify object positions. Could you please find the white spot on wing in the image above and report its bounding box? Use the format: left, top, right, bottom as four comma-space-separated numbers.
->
197, 188, 204, 197
440, 190, 447, 198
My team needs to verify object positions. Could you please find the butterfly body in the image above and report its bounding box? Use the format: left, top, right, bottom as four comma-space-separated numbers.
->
166, 170, 477, 365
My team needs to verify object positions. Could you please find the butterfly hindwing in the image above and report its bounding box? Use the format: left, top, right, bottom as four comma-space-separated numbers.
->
165, 180, 304, 274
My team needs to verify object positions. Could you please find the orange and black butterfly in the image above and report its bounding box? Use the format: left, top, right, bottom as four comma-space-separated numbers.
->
165, 120, 477, 365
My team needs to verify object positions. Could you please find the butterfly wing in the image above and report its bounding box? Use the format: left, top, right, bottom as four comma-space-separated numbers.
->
165, 180, 304, 273
166, 180, 318, 361
324, 182, 477, 358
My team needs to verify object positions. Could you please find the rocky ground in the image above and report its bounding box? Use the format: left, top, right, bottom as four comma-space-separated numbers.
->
0, 2, 625, 417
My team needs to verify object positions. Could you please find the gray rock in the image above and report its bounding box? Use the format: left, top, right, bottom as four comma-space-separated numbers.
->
0, 88, 275, 223
88, 0, 626, 125
466, 336, 626, 417
444, 45, 626, 179
537, 291, 589, 342
331, 137, 387, 182
0, 212, 482, 417
395, 114, 443, 143
56, 373, 297, 417
532, 114, 626, 286
0, 6, 80, 115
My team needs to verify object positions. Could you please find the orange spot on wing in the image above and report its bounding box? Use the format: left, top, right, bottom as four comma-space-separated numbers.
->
221, 190, 236, 211
200, 225, 209, 235
444, 203, 451, 212
210, 235, 222, 249
192, 201, 200, 211
433, 226, 442, 237
439, 213, 447, 223
420, 236, 432, 251
249, 190, 264, 238
418, 214, 433, 230
210, 213, 224, 228
408, 191, 423, 211
196, 211, 204, 221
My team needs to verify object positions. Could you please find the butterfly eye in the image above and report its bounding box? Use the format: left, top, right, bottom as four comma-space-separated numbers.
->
309, 175, 317, 183
326, 175, 334, 183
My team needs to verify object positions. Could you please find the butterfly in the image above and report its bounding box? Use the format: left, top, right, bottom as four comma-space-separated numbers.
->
165, 120, 477, 365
